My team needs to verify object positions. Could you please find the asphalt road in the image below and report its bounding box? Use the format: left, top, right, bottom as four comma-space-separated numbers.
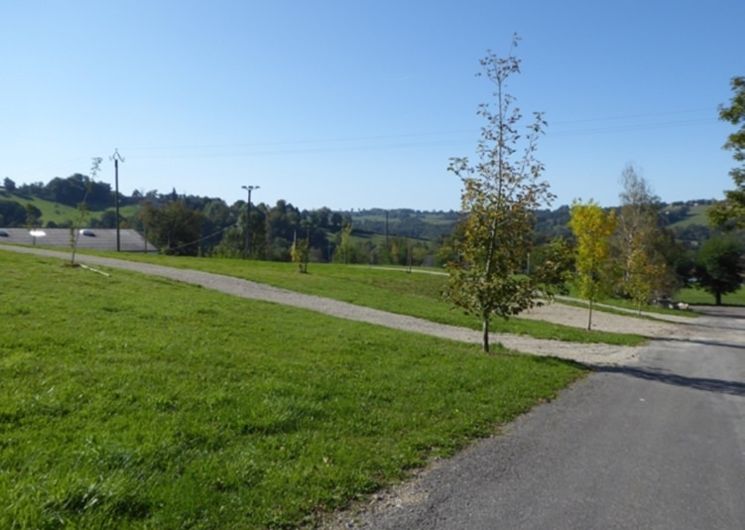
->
341, 306, 745, 530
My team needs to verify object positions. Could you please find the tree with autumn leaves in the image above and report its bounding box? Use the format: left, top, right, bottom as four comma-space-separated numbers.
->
445, 37, 553, 353
615, 165, 678, 312
569, 201, 616, 330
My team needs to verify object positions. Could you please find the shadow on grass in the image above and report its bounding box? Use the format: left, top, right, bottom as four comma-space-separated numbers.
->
595, 365, 745, 397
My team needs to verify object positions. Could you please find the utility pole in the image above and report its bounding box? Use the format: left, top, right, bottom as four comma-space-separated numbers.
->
110, 149, 125, 252
241, 185, 259, 258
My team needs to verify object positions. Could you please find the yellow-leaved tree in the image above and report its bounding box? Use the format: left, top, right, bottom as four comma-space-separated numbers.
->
569, 200, 616, 330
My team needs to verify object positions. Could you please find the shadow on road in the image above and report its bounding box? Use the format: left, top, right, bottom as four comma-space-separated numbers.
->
691, 305, 745, 319
595, 365, 745, 397
654, 336, 745, 351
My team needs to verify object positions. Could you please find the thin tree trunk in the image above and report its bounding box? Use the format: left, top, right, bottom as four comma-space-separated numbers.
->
482, 316, 490, 353
587, 298, 593, 331
479, 216, 499, 355
716, 292, 722, 306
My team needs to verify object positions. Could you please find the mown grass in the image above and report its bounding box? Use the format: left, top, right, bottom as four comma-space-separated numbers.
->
71, 251, 645, 346
0, 250, 584, 528
677, 286, 745, 306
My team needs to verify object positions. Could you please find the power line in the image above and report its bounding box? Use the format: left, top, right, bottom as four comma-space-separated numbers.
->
550, 117, 716, 137
550, 107, 714, 126
121, 107, 715, 155
162, 219, 242, 254
122, 120, 717, 160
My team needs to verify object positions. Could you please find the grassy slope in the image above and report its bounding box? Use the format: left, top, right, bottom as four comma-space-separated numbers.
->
3, 193, 80, 223
73, 251, 645, 346
2, 193, 138, 224
0, 251, 584, 529
665, 203, 712, 229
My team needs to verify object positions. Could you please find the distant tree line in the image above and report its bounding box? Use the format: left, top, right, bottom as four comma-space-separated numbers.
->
2, 170, 741, 304
7, 174, 135, 210
1, 174, 451, 265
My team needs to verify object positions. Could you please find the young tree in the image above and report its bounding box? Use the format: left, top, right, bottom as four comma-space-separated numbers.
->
615, 165, 674, 308
290, 232, 305, 273
336, 221, 354, 264
710, 76, 745, 228
69, 157, 101, 266
695, 235, 743, 305
291, 221, 311, 273
625, 247, 665, 313
569, 201, 617, 330
445, 36, 553, 353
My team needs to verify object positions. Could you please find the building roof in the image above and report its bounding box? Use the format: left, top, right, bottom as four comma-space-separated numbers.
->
0, 228, 156, 252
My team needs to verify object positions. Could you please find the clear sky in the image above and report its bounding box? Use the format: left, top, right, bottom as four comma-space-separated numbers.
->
1, 0, 743, 211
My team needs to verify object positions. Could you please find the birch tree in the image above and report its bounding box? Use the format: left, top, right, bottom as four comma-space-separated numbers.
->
445, 36, 553, 353
615, 165, 676, 307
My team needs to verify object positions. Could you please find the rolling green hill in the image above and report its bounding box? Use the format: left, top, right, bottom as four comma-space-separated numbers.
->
661, 201, 715, 229
0, 191, 139, 226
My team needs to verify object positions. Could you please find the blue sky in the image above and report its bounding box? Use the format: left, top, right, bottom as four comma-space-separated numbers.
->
1, 0, 743, 210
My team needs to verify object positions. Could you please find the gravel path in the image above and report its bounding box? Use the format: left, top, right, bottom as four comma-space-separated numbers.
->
521, 303, 683, 338
0, 244, 676, 365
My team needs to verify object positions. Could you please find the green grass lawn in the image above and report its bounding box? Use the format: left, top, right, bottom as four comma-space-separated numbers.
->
0, 251, 584, 528
69, 251, 645, 346
677, 286, 745, 305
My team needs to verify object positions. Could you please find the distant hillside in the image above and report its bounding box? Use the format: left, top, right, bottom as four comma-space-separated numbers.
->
0, 189, 139, 227
660, 200, 716, 228
347, 208, 460, 242
1, 175, 724, 255
656, 200, 717, 248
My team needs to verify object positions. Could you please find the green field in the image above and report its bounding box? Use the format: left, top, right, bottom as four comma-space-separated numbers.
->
69, 251, 645, 346
0, 250, 584, 528
677, 286, 745, 305
2, 193, 138, 225
3, 193, 80, 223
664, 203, 712, 229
